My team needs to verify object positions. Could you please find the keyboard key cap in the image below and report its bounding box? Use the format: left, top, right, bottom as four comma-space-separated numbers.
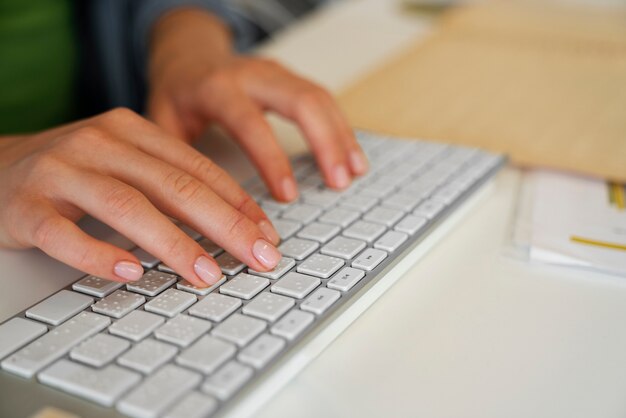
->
220, 273, 269, 300
26, 290, 94, 326
198, 238, 224, 257
238, 334, 286, 369
339, 194, 378, 212
117, 364, 201, 418
164, 392, 218, 418
374, 230, 408, 252
70, 333, 130, 367
39, 359, 141, 407
0, 318, 47, 360
144, 289, 197, 318
363, 206, 404, 227
272, 272, 321, 299
413, 199, 445, 219
352, 248, 388, 271
108, 310, 164, 342
176, 275, 226, 296
188, 293, 241, 322
281, 203, 322, 223
242, 292, 295, 322
327, 267, 366, 292
211, 313, 266, 347
270, 310, 314, 341
297, 222, 341, 243
321, 236, 367, 259
130, 247, 160, 269
278, 237, 319, 260
248, 257, 295, 279
300, 288, 341, 315
154, 314, 212, 347
318, 207, 360, 227
126, 270, 177, 297
301, 189, 342, 208
73, 276, 123, 298
271, 219, 302, 240
117, 339, 177, 374
343, 220, 386, 243
215, 252, 246, 275
382, 192, 422, 211
92, 290, 145, 319
1, 312, 110, 378
176, 335, 236, 375
202, 361, 254, 400
394, 215, 428, 235
296, 254, 344, 279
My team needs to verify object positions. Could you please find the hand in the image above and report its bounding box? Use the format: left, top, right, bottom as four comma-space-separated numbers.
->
147, 9, 368, 202
0, 108, 281, 286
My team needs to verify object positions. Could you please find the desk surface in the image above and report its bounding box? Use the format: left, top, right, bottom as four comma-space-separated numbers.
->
253, 1, 626, 417
1, 1, 625, 418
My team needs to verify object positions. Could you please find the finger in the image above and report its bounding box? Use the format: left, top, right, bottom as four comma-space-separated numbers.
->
57, 169, 223, 287
93, 108, 280, 244
20, 200, 145, 283
147, 93, 189, 141
242, 63, 367, 187
199, 81, 299, 202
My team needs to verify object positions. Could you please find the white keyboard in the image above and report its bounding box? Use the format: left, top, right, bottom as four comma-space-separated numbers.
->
0, 131, 504, 418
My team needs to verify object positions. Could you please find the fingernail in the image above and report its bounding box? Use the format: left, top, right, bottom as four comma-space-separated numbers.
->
252, 239, 281, 269
114, 261, 143, 282
333, 164, 351, 189
258, 220, 280, 245
281, 177, 298, 201
194, 255, 222, 285
349, 150, 368, 175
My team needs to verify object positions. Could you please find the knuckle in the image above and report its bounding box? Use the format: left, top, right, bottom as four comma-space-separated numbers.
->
227, 212, 248, 237
162, 233, 189, 259
103, 107, 141, 124
234, 192, 254, 214
31, 215, 62, 249
60, 126, 108, 150
294, 88, 326, 117
191, 154, 222, 184
164, 171, 205, 205
104, 186, 146, 221
202, 70, 233, 93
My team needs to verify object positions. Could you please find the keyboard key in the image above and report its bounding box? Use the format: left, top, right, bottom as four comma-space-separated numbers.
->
211, 313, 266, 347
176, 335, 236, 375
0, 318, 47, 360
1, 312, 110, 378
327, 267, 366, 292
26, 290, 94, 326
157, 264, 176, 275
382, 192, 422, 212
271, 219, 302, 240
413, 199, 445, 219
117, 364, 201, 418
300, 288, 341, 315
394, 215, 428, 235
339, 194, 378, 212
39, 359, 140, 407
374, 230, 408, 252
144, 289, 197, 318
70, 333, 130, 367
238, 334, 286, 369
164, 392, 218, 418
215, 252, 246, 275
130, 247, 160, 269
242, 292, 295, 322
318, 207, 360, 227
117, 339, 177, 374
297, 254, 344, 279
220, 273, 269, 300
202, 361, 254, 400
176, 275, 226, 296
198, 238, 224, 257
281, 203, 322, 223
126, 270, 177, 297
270, 310, 315, 341
92, 290, 146, 319
108, 310, 164, 342
321, 236, 366, 259
188, 293, 241, 322
178, 224, 203, 241
278, 237, 319, 260
73, 275, 123, 298
297, 222, 341, 243
343, 220, 386, 243
154, 314, 212, 347
272, 272, 321, 299
248, 257, 295, 279
352, 248, 388, 271
362, 206, 404, 227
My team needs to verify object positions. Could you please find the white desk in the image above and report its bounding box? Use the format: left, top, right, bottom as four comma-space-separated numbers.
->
252, 1, 626, 417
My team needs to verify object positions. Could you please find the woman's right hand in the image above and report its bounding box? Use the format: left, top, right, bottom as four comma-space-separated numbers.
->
0, 108, 281, 287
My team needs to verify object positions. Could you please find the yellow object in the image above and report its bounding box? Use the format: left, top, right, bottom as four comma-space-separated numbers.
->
570, 236, 626, 252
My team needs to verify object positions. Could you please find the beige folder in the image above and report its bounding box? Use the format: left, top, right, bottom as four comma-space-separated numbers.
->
339, 1, 626, 181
